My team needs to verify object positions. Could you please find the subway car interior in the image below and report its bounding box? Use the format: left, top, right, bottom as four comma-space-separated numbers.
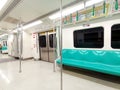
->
0, 0, 120, 90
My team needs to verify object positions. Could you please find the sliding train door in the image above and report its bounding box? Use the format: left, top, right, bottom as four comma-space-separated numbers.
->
39, 32, 49, 61
39, 31, 57, 62
48, 32, 56, 63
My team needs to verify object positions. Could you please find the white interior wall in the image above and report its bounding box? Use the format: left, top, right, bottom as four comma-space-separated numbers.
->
62, 18, 120, 50
8, 34, 18, 57
7, 35, 12, 55
22, 31, 32, 59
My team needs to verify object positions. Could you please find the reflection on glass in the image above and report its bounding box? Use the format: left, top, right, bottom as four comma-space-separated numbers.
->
74, 27, 104, 48
39, 36, 46, 47
49, 34, 57, 48
111, 24, 120, 48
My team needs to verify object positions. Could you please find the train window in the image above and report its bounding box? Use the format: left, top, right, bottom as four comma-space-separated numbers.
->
39, 36, 46, 47
6, 41, 7, 46
74, 27, 104, 48
111, 24, 120, 49
49, 34, 57, 48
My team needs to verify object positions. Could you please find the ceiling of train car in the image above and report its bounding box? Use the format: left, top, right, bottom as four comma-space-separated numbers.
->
0, 0, 14, 34
0, 0, 13, 16
0, 0, 87, 34
0, 0, 77, 29
8, 0, 75, 22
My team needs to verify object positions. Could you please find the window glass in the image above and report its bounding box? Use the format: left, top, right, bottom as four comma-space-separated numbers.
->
74, 27, 104, 48
6, 41, 7, 46
49, 34, 57, 48
39, 36, 46, 47
111, 24, 120, 49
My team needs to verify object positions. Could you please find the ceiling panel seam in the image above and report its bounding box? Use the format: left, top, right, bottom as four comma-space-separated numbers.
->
0, 0, 23, 21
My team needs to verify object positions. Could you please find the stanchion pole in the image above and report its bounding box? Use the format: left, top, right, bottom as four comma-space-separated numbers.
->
59, 0, 63, 90
18, 18, 23, 73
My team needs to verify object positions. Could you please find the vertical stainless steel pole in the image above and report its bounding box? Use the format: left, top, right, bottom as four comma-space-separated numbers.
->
19, 25, 22, 73
53, 27, 56, 72
18, 18, 22, 73
60, 0, 63, 90
19, 49, 22, 73
17, 24, 21, 73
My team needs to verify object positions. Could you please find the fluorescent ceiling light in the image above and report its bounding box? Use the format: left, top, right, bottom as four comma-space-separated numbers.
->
23, 20, 43, 30
49, 3, 84, 20
0, 34, 8, 37
86, 0, 104, 7
13, 20, 43, 32
0, 0, 8, 10
49, 0, 104, 20
12, 30, 17, 33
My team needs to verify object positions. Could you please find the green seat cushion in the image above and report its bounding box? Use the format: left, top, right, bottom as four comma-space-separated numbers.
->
62, 49, 120, 65
56, 49, 120, 76
2, 46, 7, 50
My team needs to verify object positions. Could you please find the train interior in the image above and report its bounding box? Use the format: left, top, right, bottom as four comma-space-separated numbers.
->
0, 0, 120, 90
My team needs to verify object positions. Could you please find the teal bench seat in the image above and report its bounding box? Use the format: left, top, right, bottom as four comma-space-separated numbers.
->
56, 49, 120, 76
2, 46, 7, 51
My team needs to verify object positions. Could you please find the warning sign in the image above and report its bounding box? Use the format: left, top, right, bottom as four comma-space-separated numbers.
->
32, 33, 36, 38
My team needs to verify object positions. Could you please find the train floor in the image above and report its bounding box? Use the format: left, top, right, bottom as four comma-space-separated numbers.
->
0, 53, 12, 59
0, 53, 16, 63
0, 54, 120, 90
